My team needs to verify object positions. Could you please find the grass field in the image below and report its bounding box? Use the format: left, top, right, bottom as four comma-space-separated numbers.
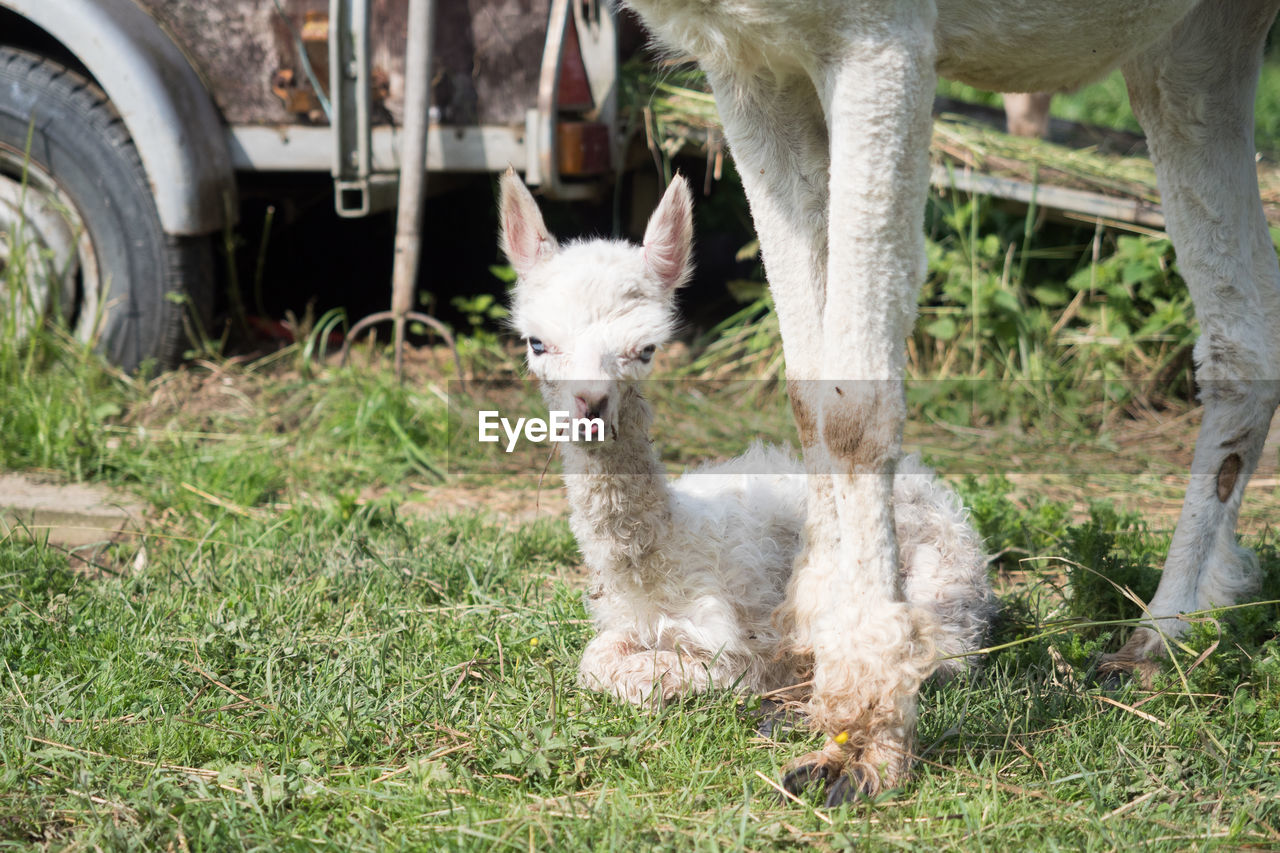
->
4, 54, 1280, 849
2, 326, 1279, 850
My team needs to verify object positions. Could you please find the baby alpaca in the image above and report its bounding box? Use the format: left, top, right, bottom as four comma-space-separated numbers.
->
500, 171, 994, 706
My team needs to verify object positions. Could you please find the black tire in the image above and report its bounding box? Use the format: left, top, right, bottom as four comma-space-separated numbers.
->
0, 47, 213, 372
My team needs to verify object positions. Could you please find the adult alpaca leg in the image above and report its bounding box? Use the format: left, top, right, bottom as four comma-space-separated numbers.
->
1106, 0, 1280, 668
797, 12, 941, 803
705, 10, 942, 802
699, 68, 842, 686
1003, 92, 1053, 139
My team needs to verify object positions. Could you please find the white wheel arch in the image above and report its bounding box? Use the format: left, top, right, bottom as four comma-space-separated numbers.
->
0, 0, 235, 237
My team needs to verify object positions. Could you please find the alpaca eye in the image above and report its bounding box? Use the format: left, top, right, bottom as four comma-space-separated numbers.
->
638, 344, 656, 363
529, 338, 546, 356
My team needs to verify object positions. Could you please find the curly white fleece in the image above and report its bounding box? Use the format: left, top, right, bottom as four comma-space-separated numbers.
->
566, 390, 995, 705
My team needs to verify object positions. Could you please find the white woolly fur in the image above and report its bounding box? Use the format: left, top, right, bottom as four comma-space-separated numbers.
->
499, 171, 994, 706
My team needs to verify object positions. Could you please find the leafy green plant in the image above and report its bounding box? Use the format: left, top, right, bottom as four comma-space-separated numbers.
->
1059, 235, 1196, 401
171, 289, 228, 363
681, 288, 783, 382
298, 306, 348, 377
1059, 503, 1163, 627
451, 292, 508, 342
681, 172, 1200, 428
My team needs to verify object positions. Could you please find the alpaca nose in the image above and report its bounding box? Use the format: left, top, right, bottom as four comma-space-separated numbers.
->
574, 391, 608, 421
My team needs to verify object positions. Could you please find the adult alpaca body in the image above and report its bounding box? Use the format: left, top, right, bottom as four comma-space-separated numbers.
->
619, 0, 1280, 803
500, 172, 994, 707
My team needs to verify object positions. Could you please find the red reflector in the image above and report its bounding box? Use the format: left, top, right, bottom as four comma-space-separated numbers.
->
557, 16, 594, 111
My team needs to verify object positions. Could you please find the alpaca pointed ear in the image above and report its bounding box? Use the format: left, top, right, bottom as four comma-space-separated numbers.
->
499, 169, 557, 276
642, 174, 694, 292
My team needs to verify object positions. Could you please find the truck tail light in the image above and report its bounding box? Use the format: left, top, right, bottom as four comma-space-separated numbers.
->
557, 121, 610, 176
557, 15, 594, 112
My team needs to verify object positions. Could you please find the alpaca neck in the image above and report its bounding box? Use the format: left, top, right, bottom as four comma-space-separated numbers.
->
560, 387, 671, 581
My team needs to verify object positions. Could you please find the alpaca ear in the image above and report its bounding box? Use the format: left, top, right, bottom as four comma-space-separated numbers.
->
642, 174, 694, 292
499, 169, 557, 276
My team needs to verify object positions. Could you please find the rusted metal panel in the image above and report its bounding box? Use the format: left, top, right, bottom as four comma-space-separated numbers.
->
134, 0, 550, 127
134, 0, 313, 125
432, 0, 551, 125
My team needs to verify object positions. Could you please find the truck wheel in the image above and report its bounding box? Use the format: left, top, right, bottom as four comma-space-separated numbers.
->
0, 48, 212, 372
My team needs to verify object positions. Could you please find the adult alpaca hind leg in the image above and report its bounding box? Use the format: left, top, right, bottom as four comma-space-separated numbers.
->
1103, 0, 1280, 669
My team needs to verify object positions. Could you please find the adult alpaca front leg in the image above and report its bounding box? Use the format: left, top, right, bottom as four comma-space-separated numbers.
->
792, 18, 942, 804
699, 67, 867, 801
698, 64, 840, 703
704, 16, 943, 801
1105, 0, 1280, 670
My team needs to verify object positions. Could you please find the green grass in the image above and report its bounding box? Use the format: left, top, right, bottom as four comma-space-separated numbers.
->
3, 66, 1280, 845
1, 329, 1279, 850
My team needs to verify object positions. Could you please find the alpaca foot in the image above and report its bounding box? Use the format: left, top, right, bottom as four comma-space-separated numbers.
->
780, 736, 908, 805
1098, 627, 1165, 689
580, 644, 711, 706
777, 603, 933, 804
825, 765, 876, 807
780, 749, 839, 799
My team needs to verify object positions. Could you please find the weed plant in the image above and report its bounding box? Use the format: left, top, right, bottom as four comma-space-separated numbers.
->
685, 183, 1200, 430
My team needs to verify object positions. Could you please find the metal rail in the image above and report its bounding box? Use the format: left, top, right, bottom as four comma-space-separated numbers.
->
931, 164, 1167, 232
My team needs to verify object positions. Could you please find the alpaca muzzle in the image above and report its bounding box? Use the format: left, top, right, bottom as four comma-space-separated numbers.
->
574, 391, 610, 440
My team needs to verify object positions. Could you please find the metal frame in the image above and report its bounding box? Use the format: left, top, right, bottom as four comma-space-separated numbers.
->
0, 0, 621, 230
238, 0, 618, 208
226, 124, 529, 174
329, 0, 399, 217
530, 0, 618, 198
342, 0, 465, 382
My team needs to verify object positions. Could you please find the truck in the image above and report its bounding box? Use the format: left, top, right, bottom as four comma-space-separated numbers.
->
0, 0, 620, 371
